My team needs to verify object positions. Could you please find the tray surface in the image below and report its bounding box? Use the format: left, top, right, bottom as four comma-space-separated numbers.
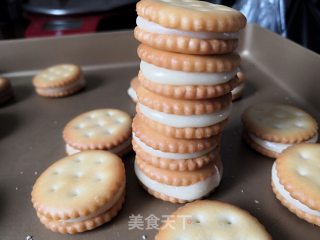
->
0, 25, 319, 240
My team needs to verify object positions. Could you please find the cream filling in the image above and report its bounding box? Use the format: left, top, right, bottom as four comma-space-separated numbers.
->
66, 137, 132, 155
37, 75, 86, 94
127, 87, 138, 102
232, 82, 245, 96
62, 182, 125, 223
249, 133, 318, 154
140, 61, 237, 86
272, 163, 320, 217
135, 162, 221, 201
136, 16, 239, 40
138, 103, 231, 128
133, 133, 216, 160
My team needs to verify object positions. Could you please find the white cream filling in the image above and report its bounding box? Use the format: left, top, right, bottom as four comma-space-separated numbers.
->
138, 103, 231, 128
135, 162, 221, 201
66, 137, 132, 155
62, 182, 125, 223
272, 163, 320, 217
140, 61, 237, 86
38, 75, 86, 94
249, 133, 318, 154
136, 16, 239, 40
127, 87, 138, 102
133, 133, 216, 160
232, 82, 245, 96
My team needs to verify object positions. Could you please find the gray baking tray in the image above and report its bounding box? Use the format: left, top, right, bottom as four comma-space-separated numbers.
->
0, 24, 319, 240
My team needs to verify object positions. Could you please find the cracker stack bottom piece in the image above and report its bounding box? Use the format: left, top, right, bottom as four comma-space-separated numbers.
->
132, 0, 246, 203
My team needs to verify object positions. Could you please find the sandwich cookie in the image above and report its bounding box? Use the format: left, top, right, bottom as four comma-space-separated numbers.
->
135, 155, 222, 203
138, 44, 240, 99
0, 77, 14, 104
242, 103, 318, 158
133, 115, 220, 171
137, 86, 232, 139
133, 115, 219, 154
133, 137, 219, 172
31, 151, 126, 234
135, 0, 246, 55
232, 70, 245, 101
156, 200, 271, 239
32, 64, 85, 98
127, 76, 139, 103
272, 144, 320, 226
63, 109, 132, 156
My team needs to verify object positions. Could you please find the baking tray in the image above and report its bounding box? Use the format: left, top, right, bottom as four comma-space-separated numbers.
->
0, 24, 319, 240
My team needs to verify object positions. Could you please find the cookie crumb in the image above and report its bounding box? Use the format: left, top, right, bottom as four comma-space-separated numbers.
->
34, 171, 38, 175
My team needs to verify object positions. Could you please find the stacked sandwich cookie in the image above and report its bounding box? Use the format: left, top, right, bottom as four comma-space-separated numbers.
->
132, 0, 246, 203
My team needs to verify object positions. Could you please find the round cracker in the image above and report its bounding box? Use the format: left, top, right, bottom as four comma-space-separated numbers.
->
33, 64, 82, 88
242, 103, 318, 143
136, 0, 246, 32
31, 151, 126, 220
156, 200, 271, 240
63, 109, 132, 150
276, 143, 320, 211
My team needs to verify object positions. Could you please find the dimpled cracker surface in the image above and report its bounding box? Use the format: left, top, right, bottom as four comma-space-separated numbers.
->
31, 151, 125, 220
276, 144, 320, 211
33, 64, 81, 88
137, 0, 246, 32
63, 109, 132, 150
242, 103, 318, 143
156, 200, 271, 240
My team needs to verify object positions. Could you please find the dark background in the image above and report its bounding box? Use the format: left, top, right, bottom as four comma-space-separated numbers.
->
0, 0, 319, 54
